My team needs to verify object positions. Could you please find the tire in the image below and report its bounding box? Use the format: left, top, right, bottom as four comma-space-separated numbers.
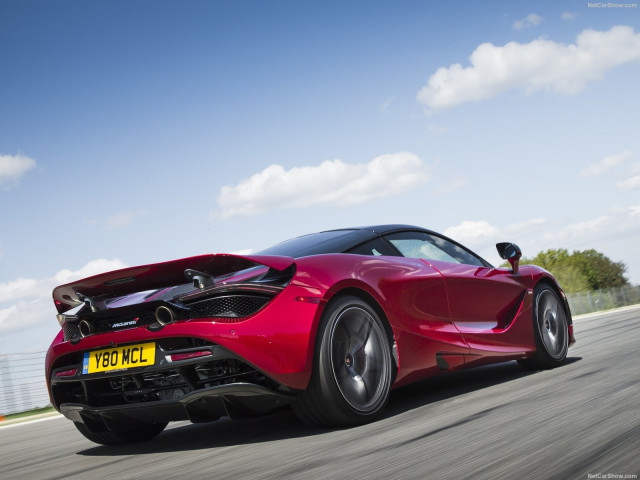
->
74, 421, 167, 446
518, 285, 569, 370
293, 295, 394, 427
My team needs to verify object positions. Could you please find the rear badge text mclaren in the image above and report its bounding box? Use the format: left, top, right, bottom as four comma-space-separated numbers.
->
111, 318, 139, 329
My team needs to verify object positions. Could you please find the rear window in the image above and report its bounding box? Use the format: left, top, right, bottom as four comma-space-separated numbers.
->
258, 229, 373, 258
346, 237, 399, 256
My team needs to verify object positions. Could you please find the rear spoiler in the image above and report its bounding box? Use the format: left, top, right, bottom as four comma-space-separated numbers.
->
52, 254, 294, 314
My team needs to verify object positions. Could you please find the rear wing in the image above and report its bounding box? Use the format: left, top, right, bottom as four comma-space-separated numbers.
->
52, 254, 294, 314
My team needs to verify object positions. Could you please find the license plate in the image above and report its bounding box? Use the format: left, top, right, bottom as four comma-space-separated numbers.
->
82, 342, 155, 374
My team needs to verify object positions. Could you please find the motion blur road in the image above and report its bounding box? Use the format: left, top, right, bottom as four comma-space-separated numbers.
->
2, 307, 639, 480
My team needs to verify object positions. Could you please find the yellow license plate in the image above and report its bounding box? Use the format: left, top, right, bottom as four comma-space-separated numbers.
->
82, 342, 155, 374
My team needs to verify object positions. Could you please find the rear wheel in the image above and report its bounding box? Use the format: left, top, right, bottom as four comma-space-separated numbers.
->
293, 295, 394, 427
74, 421, 167, 446
519, 285, 569, 370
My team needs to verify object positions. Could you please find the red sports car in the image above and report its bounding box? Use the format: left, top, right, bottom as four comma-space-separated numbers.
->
46, 225, 574, 445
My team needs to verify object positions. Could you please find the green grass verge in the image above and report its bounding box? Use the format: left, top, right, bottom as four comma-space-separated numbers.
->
2, 405, 55, 421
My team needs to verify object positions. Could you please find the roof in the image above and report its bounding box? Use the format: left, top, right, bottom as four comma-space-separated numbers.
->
324, 224, 432, 235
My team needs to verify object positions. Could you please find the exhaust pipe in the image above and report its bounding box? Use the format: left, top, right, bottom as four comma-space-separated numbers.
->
79, 319, 94, 338
155, 306, 176, 326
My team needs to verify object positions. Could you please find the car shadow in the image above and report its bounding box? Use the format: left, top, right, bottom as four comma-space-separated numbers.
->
385, 356, 581, 417
77, 357, 582, 457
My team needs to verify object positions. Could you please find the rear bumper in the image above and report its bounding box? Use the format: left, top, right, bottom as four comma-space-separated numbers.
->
49, 339, 297, 426
61, 382, 294, 430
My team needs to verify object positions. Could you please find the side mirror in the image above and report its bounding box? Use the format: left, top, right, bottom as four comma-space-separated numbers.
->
496, 242, 522, 274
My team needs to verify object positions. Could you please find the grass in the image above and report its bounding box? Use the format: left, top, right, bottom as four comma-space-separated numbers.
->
1, 405, 55, 421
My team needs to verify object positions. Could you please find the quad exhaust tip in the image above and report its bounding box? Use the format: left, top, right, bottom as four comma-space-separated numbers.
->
155, 306, 176, 326
79, 319, 94, 338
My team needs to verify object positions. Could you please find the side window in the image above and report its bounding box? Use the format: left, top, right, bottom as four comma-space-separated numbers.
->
384, 231, 485, 266
346, 237, 399, 256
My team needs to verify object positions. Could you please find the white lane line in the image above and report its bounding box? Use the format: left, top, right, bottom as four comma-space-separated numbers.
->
0, 414, 64, 430
573, 304, 640, 321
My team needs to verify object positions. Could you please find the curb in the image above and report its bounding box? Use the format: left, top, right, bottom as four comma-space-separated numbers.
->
0, 411, 62, 427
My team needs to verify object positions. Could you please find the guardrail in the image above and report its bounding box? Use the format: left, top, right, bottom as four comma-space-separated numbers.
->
1, 285, 639, 416
566, 285, 640, 316
0, 351, 49, 416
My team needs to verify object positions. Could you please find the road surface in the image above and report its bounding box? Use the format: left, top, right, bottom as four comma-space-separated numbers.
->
2, 306, 639, 479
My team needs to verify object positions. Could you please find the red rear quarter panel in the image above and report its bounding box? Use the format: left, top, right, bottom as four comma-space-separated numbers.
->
292, 254, 470, 387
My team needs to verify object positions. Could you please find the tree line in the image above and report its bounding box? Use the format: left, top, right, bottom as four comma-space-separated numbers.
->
517, 248, 628, 293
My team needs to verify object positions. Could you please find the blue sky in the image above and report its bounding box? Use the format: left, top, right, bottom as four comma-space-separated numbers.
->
1, 0, 639, 354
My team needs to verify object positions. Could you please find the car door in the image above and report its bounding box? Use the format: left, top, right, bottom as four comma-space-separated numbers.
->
384, 231, 531, 355
347, 235, 469, 371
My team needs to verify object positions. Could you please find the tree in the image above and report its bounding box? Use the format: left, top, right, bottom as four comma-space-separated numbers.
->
516, 248, 628, 293
572, 249, 628, 290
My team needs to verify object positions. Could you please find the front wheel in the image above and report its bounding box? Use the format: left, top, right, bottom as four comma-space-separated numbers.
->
293, 296, 394, 427
518, 285, 569, 370
74, 421, 167, 446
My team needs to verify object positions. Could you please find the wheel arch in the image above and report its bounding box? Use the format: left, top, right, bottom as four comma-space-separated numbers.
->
322, 286, 399, 376
293, 285, 398, 425
533, 277, 573, 326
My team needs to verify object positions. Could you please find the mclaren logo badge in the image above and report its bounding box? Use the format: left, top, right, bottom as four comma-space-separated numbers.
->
112, 317, 139, 329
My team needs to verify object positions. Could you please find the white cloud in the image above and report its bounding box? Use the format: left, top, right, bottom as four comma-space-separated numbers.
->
417, 26, 640, 111
444, 220, 500, 245
539, 206, 640, 249
513, 13, 543, 30
561, 12, 577, 20
544, 215, 616, 244
106, 209, 147, 231
215, 152, 430, 218
444, 218, 547, 250
504, 218, 547, 237
0, 153, 36, 188
0, 305, 17, 325
230, 248, 254, 256
0, 278, 41, 304
0, 258, 127, 336
53, 258, 128, 285
580, 150, 633, 177
444, 209, 640, 283
0, 300, 56, 337
617, 175, 640, 191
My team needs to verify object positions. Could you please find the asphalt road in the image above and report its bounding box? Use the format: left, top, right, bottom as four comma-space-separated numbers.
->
2, 306, 639, 480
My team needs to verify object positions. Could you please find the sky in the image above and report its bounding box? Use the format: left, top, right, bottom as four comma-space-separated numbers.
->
1, 0, 639, 355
